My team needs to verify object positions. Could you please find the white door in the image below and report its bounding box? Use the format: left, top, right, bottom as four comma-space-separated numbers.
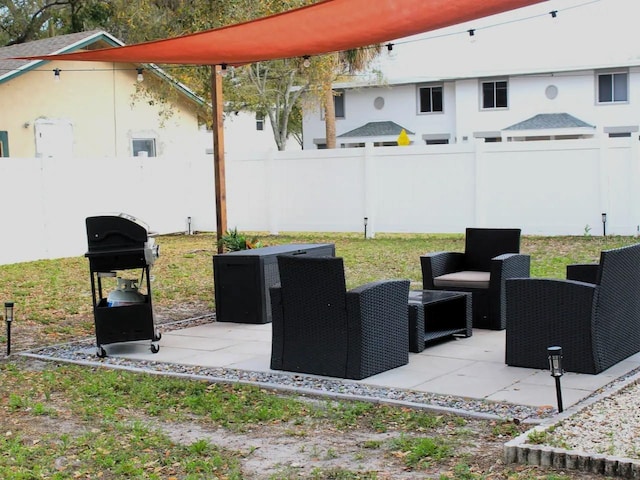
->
35, 119, 74, 158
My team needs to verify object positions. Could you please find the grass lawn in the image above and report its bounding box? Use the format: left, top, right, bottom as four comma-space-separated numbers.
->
0, 231, 631, 347
0, 232, 635, 479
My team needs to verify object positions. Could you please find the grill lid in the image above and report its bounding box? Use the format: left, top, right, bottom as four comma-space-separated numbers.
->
86, 213, 150, 252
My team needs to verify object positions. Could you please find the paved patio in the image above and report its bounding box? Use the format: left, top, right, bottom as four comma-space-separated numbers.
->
97, 320, 640, 417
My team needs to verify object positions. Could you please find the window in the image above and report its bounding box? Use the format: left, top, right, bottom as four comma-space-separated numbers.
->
481, 80, 508, 109
132, 138, 156, 157
334, 89, 345, 119
474, 131, 502, 143
598, 72, 628, 103
604, 126, 637, 137
422, 133, 449, 145
418, 85, 443, 113
256, 113, 264, 131
0, 131, 8, 157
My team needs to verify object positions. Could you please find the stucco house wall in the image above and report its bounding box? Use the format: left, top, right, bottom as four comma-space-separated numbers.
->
0, 30, 297, 160
2, 58, 203, 159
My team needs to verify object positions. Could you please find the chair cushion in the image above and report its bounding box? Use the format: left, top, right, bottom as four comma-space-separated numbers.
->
433, 271, 490, 289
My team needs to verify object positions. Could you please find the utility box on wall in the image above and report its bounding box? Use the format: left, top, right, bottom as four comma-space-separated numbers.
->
213, 243, 335, 324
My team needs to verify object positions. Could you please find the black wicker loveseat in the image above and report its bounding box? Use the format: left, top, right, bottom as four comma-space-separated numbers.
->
505, 243, 640, 374
270, 255, 410, 380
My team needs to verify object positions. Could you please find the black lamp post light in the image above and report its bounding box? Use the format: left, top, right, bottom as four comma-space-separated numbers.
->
364, 217, 368, 239
548, 345, 564, 413
602, 212, 607, 237
5, 301, 14, 356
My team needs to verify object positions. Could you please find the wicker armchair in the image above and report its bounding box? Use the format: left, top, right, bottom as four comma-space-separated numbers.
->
421, 228, 529, 330
506, 243, 640, 374
270, 255, 410, 380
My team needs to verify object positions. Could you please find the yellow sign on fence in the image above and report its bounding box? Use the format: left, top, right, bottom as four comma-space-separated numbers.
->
397, 129, 410, 146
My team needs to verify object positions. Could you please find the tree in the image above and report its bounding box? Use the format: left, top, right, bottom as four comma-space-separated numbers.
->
160, 0, 319, 151
221, 60, 310, 151
321, 46, 382, 149
1, 0, 68, 45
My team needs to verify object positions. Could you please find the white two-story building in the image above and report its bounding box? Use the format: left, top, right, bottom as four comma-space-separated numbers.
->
302, 0, 640, 148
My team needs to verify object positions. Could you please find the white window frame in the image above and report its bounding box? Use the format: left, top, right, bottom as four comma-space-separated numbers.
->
597, 71, 628, 104
480, 79, 508, 110
417, 84, 444, 114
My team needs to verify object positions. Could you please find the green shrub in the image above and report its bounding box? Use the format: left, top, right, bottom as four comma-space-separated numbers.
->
217, 227, 262, 252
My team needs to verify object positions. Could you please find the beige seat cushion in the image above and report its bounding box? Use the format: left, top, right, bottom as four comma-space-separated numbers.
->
433, 271, 490, 289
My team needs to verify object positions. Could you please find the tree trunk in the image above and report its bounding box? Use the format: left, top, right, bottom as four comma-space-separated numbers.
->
323, 88, 336, 149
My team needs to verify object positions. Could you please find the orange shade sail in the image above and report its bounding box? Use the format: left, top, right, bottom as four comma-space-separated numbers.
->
15, 0, 546, 251
19, 0, 545, 65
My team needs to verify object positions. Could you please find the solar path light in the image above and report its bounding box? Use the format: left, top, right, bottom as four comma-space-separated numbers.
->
5, 302, 14, 356
548, 346, 564, 413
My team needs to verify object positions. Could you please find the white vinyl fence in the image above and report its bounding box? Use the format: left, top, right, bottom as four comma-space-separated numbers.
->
2, 137, 639, 265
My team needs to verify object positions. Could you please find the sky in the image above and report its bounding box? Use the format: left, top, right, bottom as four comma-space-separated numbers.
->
367, 0, 640, 82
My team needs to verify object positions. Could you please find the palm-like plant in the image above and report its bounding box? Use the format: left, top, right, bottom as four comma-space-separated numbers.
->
321, 46, 382, 149
217, 227, 262, 252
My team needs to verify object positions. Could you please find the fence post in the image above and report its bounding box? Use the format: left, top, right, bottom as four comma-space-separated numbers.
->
473, 139, 487, 226
363, 142, 376, 238
630, 136, 640, 236
266, 148, 279, 235
598, 136, 612, 234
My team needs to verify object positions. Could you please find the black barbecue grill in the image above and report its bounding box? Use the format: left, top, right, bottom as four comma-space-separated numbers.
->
85, 213, 161, 357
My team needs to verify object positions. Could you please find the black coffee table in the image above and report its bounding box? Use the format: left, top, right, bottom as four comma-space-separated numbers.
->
408, 290, 472, 353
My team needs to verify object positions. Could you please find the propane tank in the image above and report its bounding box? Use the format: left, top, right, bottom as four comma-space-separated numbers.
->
107, 278, 145, 307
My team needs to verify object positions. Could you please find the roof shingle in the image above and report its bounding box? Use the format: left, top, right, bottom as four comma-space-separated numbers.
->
338, 121, 414, 138
504, 113, 595, 131
0, 30, 114, 81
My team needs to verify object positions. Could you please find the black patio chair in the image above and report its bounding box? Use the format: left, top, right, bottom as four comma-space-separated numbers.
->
506, 243, 640, 374
270, 255, 410, 380
421, 228, 530, 330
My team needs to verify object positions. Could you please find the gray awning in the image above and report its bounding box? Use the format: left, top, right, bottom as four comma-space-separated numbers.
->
504, 113, 594, 131
338, 121, 414, 138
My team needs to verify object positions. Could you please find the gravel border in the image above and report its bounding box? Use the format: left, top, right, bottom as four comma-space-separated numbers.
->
15, 315, 640, 427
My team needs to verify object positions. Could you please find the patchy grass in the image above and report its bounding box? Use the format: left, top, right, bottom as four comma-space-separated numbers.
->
0, 231, 635, 350
0, 360, 507, 478
0, 232, 627, 478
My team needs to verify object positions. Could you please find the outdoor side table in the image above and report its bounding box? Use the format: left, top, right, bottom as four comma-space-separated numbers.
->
408, 290, 472, 353
213, 243, 335, 324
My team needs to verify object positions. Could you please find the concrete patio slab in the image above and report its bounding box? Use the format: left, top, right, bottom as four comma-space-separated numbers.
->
26, 317, 639, 423
99, 320, 639, 414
